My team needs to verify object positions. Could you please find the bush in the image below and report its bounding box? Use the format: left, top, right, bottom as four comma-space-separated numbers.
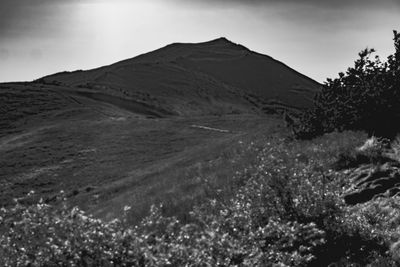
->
294, 30, 400, 139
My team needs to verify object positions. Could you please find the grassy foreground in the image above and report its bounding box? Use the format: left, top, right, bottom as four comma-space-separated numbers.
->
2, 130, 400, 266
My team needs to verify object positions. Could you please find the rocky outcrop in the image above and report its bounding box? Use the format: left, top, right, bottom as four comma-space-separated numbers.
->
344, 162, 400, 205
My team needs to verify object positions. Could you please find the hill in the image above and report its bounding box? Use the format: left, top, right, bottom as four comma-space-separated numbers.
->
0, 38, 320, 222
37, 37, 320, 116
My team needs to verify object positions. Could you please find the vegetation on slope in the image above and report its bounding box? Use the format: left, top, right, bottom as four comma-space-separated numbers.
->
3, 131, 400, 266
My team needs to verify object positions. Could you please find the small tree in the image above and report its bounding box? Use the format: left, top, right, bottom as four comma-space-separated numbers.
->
294, 31, 400, 139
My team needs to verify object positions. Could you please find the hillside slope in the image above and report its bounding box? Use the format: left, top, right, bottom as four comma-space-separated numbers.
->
1, 38, 320, 221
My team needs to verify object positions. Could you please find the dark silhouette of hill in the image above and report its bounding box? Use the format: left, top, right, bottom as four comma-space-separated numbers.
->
37, 37, 320, 116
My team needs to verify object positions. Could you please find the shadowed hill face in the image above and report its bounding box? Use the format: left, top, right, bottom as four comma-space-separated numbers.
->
39, 38, 321, 116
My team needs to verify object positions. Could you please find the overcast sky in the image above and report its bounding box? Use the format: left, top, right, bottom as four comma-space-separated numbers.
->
0, 0, 399, 83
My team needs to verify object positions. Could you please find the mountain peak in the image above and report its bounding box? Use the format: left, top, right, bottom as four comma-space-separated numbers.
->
210, 37, 231, 43
207, 37, 239, 46
204, 37, 250, 52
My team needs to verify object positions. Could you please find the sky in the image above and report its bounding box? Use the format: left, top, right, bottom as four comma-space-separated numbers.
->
0, 0, 399, 83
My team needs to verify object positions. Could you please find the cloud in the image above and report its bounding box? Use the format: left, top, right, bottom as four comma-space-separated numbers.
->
170, 0, 400, 11
0, 0, 80, 40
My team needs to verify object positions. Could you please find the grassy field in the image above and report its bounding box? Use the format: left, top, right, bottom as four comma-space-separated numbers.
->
1, 82, 286, 223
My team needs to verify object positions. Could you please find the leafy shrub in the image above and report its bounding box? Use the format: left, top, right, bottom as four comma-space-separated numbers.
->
344, 197, 400, 266
294, 30, 400, 139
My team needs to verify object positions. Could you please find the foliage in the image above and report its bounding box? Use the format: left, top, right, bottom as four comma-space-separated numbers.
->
0, 131, 397, 266
294, 30, 400, 139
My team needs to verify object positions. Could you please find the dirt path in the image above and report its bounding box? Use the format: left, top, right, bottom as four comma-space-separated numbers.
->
190, 124, 230, 133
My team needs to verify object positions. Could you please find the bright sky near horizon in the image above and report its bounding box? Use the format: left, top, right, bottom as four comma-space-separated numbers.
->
0, 0, 399, 83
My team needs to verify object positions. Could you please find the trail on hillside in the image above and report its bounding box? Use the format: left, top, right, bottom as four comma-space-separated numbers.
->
190, 124, 230, 133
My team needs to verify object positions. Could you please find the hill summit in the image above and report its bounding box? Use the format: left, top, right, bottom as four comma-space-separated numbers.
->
38, 38, 321, 116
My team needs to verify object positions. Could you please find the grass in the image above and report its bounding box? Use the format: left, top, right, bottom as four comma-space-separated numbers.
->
0, 85, 282, 224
